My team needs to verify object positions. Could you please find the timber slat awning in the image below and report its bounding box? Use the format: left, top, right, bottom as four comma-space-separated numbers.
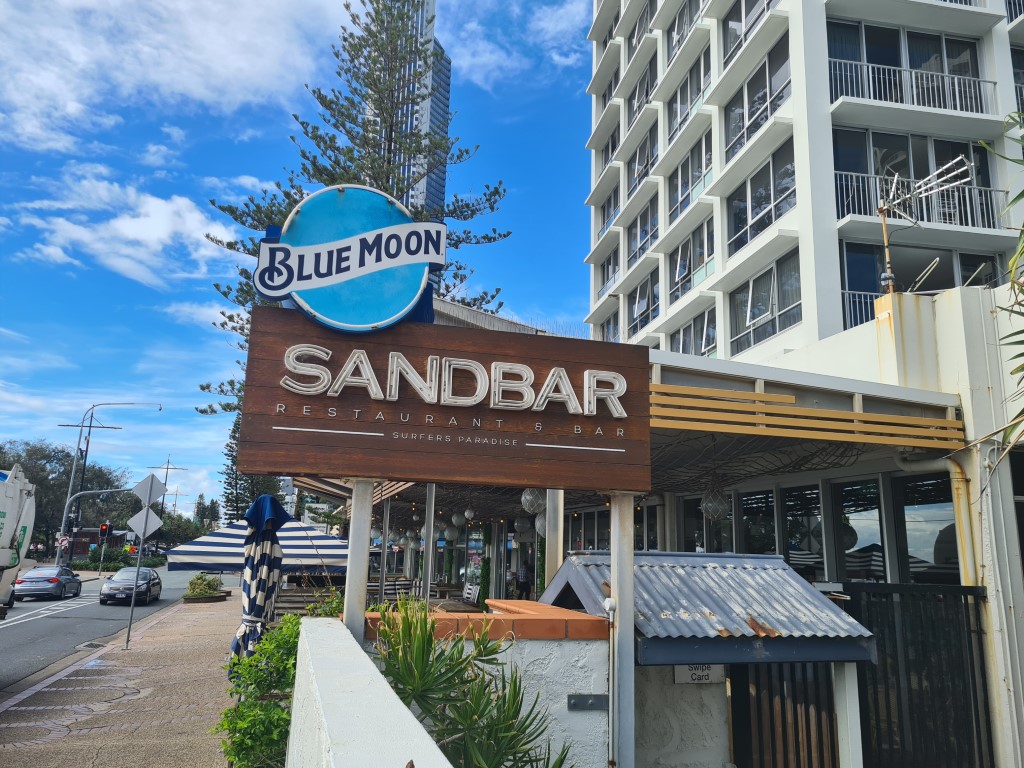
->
650, 383, 966, 451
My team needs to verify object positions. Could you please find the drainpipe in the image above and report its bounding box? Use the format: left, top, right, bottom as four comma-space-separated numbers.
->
604, 597, 616, 768
894, 453, 977, 586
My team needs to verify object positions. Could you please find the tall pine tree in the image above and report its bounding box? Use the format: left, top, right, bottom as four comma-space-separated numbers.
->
200, 0, 508, 415
220, 413, 283, 521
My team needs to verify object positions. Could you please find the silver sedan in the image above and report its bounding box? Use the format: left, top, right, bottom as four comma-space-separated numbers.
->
13, 566, 83, 600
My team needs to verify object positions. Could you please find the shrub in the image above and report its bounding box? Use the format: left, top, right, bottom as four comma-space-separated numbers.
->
375, 598, 571, 767
140, 556, 166, 568
305, 588, 344, 617
214, 613, 301, 768
185, 573, 222, 597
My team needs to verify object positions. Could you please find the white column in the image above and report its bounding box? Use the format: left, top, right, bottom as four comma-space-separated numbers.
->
832, 662, 864, 768
610, 491, 636, 768
421, 483, 436, 600
342, 478, 374, 643
545, 489, 565, 584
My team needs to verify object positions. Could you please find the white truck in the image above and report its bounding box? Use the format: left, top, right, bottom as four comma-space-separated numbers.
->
0, 465, 36, 612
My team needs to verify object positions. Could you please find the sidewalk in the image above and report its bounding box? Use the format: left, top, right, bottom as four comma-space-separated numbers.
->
0, 593, 240, 767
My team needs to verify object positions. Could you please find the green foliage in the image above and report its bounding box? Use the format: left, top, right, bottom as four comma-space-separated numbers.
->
375, 599, 571, 767
215, 614, 301, 768
199, 0, 508, 415
305, 588, 345, 617
140, 556, 167, 568
185, 573, 223, 597
221, 413, 284, 520
89, 547, 132, 567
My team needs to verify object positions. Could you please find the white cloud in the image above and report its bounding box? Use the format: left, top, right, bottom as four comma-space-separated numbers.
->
15, 165, 238, 289
161, 125, 186, 144
162, 301, 231, 330
0, 327, 29, 343
139, 143, 178, 167
0, 351, 76, 376
527, 0, 590, 67
0, 0, 344, 152
0, 216, 11, 233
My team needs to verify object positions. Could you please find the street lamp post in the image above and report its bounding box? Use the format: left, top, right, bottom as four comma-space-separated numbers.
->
58, 402, 162, 564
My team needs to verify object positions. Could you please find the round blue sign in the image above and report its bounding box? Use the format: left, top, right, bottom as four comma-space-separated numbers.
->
252, 185, 446, 333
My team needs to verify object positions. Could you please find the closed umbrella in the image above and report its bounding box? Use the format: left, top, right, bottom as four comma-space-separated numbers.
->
231, 495, 292, 660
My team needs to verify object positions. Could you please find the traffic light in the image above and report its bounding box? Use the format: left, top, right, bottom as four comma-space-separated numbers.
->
99, 523, 110, 540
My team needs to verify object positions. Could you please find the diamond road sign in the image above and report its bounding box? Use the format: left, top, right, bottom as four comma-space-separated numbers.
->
132, 474, 166, 507
127, 507, 163, 539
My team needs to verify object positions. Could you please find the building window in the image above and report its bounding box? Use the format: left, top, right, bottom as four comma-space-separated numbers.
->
600, 67, 620, 110
628, 268, 660, 337
826, 21, 990, 113
668, 131, 712, 221
600, 126, 620, 172
669, 307, 717, 357
627, 195, 659, 266
598, 249, 620, 297
627, 123, 659, 197
599, 312, 620, 343
727, 139, 796, 255
725, 34, 790, 161
668, 46, 712, 140
729, 248, 801, 353
667, 0, 705, 62
832, 129, 1001, 229
628, 56, 658, 127
599, 11, 620, 54
627, 0, 657, 61
668, 216, 714, 302
599, 187, 619, 238
723, 0, 781, 66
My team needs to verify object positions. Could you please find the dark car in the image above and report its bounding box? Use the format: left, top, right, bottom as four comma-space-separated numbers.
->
13, 566, 82, 600
99, 567, 163, 605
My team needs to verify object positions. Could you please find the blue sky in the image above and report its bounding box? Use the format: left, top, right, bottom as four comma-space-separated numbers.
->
0, 0, 594, 514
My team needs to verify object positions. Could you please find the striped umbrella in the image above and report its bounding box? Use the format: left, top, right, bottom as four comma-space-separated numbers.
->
230, 495, 292, 660
167, 519, 348, 573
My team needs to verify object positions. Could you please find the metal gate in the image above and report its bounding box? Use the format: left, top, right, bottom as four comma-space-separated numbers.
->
730, 662, 838, 768
844, 583, 993, 768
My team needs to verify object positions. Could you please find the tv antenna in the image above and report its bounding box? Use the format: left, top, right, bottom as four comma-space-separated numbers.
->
877, 155, 973, 295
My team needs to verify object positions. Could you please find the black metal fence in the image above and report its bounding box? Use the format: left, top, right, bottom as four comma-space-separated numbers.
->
843, 583, 993, 768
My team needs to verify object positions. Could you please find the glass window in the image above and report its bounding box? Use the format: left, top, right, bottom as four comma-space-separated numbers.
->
627, 268, 660, 336
894, 474, 958, 585
678, 497, 706, 552
600, 312, 620, 342
835, 479, 886, 582
727, 139, 796, 255
669, 217, 714, 302
627, 196, 659, 265
628, 57, 658, 126
725, 36, 790, 161
730, 248, 801, 353
669, 307, 717, 357
740, 490, 776, 554
783, 486, 823, 580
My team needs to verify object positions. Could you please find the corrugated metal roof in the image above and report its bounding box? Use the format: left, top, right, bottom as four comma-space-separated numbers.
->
541, 552, 871, 641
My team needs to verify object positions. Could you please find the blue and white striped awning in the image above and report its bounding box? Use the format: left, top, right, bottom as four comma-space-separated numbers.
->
167, 520, 348, 573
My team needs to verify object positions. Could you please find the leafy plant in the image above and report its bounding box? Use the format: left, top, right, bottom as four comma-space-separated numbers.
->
374, 598, 571, 767
185, 573, 222, 597
305, 588, 345, 617
215, 614, 301, 768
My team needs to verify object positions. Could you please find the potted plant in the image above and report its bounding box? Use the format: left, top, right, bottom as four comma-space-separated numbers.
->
183, 573, 228, 603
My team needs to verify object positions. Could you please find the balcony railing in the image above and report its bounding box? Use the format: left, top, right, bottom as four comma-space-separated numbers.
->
628, 153, 659, 197
842, 290, 882, 330
1017, 83, 1024, 113
598, 272, 619, 298
1010, 0, 1024, 22
598, 208, 619, 239
835, 171, 1007, 230
669, 83, 711, 143
829, 59, 996, 114
723, 0, 781, 68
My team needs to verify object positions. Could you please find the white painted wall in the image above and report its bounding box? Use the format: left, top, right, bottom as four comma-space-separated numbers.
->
288, 618, 454, 768
635, 666, 729, 768
502, 638, 611, 768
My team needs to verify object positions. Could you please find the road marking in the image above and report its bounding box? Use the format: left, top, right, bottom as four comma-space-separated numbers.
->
0, 597, 93, 629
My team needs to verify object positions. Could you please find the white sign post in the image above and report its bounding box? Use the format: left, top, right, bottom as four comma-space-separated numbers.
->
124, 475, 166, 650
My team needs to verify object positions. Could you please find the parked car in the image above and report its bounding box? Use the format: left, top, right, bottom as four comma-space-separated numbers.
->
99, 567, 162, 605
13, 566, 82, 600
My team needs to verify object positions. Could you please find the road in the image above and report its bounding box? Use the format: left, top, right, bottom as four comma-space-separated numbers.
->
0, 567, 197, 692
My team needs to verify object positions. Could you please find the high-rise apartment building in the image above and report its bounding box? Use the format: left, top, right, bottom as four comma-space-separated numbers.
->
585, 0, 1022, 363
401, 0, 451, 217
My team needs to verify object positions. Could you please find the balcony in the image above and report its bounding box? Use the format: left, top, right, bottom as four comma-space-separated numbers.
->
828, 60, 1003, 139
1017, 83, 1024, 113
825, 0, 1001, 36
835, 171, 1017, 252
1010, 0, 1024, 22
842, 290, 883, 330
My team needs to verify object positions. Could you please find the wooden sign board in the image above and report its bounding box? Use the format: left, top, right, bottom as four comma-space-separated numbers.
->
239, 307, 651, 492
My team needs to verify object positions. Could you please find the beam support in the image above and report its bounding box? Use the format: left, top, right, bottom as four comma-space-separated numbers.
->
343, 478, 374, 643
610, 491, 636, 768
545, 489, 564, 584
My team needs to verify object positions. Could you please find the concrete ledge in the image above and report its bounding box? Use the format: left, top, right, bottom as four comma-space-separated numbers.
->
286, 617, 453, 768
364, 601, 608, 641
